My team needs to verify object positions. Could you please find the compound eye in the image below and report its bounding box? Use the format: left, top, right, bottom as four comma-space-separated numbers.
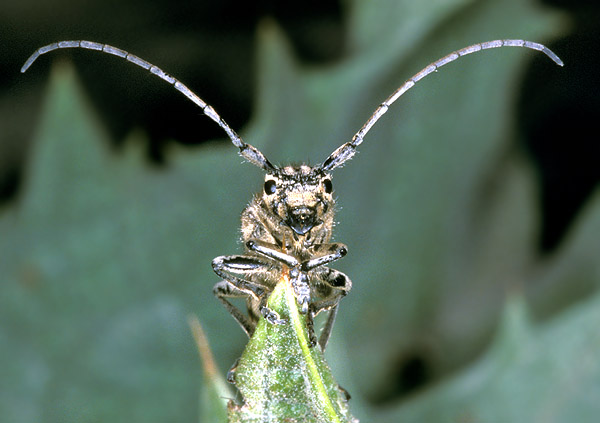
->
264, 179, 277, 195
323, 178, 333, 194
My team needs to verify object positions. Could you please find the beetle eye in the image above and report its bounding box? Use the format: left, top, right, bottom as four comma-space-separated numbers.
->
264, 179, 277, 195
323, 178, 333, 194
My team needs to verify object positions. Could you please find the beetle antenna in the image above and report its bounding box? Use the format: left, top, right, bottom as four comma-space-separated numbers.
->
21, 40, 275, 171
320, 39, 563, 171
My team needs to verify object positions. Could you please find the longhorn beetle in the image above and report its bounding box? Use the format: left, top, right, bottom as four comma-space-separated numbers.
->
22, 39, 563, 351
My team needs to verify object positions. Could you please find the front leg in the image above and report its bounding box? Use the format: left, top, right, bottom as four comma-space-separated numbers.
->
213, 280, 258, 337
302, 242, 348, 271
310, 268, 352, 350
246, 240, 348, 313
244, 240, 312, 314
245, 240, 298, 268
212, 254, 285, 337
245, 240, 348, 271
212, 254, 276, 296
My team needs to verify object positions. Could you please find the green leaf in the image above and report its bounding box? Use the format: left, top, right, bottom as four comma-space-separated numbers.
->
189, 316, 231, 423
375, 291, 600, 422
228, 276, 356, 422
2, 63, 205, 422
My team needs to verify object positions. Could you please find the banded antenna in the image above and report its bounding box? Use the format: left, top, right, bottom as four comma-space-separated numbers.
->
21, 40, 275, 171
320, 39, 563, 171
22, 39, 562, 173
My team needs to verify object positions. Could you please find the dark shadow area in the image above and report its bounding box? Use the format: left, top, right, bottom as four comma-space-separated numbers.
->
518, 1, 600, 254
367, 352, 431, 404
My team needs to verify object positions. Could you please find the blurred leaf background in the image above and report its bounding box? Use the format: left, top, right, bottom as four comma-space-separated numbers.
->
1, 0, 599, 422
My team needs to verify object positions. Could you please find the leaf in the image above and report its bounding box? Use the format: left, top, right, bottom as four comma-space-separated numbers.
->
188, 315, 231, 423
2, 63, 205, 422
228, 275, 356, 422
375, 291, 600, 422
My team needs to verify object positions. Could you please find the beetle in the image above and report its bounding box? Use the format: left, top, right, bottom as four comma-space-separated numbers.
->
22, 38, 563, 351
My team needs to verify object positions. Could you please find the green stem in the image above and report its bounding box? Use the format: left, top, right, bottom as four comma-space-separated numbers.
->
285, 282, 342, 423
